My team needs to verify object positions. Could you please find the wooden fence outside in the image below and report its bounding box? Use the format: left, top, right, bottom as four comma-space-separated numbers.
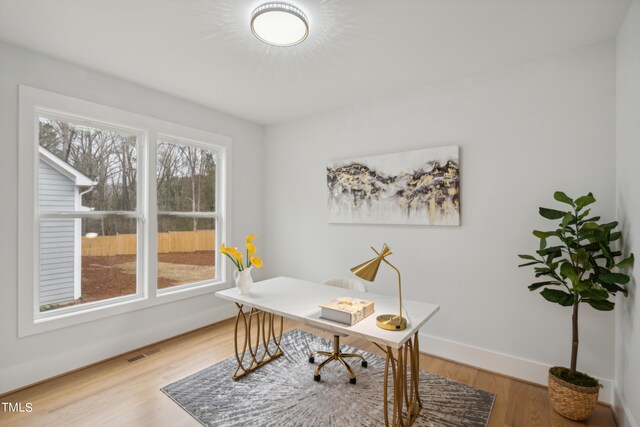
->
82, 230, 215, 256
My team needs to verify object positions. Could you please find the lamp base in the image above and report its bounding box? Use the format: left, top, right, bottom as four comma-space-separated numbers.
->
376, 314, 407, 331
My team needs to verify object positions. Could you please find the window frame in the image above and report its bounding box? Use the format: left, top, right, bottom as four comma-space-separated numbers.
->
18, 85, 232, 337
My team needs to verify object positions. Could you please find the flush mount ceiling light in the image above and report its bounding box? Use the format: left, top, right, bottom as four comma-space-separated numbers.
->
250, 3, 309, 47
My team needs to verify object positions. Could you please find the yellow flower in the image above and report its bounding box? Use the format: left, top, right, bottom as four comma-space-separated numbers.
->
246, 243, 257, 255
251, 256, 263, 268
220, 243, 228, 254
228, 247, 243, 263
246, 234, 257, 244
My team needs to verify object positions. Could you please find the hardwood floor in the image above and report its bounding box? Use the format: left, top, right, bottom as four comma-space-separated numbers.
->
0, 318, 617, 427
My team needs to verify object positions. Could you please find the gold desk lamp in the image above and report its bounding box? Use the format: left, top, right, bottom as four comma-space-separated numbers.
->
351, 244, 406, 331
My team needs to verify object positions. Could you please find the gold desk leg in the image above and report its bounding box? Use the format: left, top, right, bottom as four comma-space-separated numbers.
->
232, 303, 284, 380
382, 332, 422, 427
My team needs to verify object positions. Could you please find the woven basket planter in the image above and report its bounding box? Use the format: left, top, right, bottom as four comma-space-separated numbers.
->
548, 370, 599, 421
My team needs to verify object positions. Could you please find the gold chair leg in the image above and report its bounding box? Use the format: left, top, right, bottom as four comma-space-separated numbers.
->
341, 352, 365, 360
315, 355, 336, 375
310, 335, 368, 383
336, 356, 356, 380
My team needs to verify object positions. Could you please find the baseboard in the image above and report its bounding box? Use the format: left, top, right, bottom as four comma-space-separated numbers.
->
0, 302, 238, 396
419, 332, 614, 404
613, 383, 638, 427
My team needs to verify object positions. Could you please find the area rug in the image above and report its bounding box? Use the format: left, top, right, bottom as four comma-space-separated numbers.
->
162, 329, 495, 427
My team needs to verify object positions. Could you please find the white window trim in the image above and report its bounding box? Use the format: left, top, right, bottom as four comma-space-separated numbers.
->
18, 85, 232, 337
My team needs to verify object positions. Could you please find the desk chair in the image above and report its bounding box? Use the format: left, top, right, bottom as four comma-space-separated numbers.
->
309, 278, 368, 384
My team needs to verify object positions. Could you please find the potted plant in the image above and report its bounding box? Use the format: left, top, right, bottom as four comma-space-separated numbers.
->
518, 192, 633, 420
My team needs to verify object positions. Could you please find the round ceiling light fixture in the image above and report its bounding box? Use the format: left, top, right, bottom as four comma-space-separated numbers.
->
250, 3, 309, 47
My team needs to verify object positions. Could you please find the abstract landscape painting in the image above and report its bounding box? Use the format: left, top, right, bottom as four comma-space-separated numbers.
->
327, 146, 460, 225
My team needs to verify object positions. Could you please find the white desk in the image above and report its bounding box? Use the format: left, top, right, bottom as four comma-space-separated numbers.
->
215, 276, 440, 427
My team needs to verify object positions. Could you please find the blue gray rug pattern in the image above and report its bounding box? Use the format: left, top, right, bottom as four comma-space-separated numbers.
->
162, 329, 495, 427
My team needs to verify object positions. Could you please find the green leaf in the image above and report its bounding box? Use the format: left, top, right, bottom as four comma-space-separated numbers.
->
585, 299, 614, 311
579, 216, 601, 224
579, 287, 609, 300
615, 254, 634, 269
580, 223, 606, 242
575, 248, 590, 268
598, 270, 630, 284
610, 231, 622, 242
518, 261, 540, 267
599, 243, 614, 266
540, 288, 575, 306
573, 280, 591, 293
581, 241, 600, 251
582, 222, 600, 230
560, 262, 579, 283
575, 193, 596, 209
534, 267, 557, 278
539, 237, 547, 251
537, 246, 563, 257
553, 191, 575, 206
528, 281, 562, 291
611, 251, 623, 257
561, 212, 574, 229
518, 254, 537, 260
600, 281, 628, 296
539, 207, 567, 220
577, 209, 591, 220
533, 230, 554, 238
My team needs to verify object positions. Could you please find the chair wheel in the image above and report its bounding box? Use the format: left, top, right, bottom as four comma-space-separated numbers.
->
349, 377, 356, 385
314, 374, 321, 382
361, 360, 368, 368
309, 356, 315, 363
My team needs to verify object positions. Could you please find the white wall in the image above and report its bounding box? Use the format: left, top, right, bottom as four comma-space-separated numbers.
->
264, 41, 618, 400
0, 41, 264, 394
615, 1, 640, 425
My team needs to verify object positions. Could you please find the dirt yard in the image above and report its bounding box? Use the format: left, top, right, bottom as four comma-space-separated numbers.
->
77, 251, 215, 304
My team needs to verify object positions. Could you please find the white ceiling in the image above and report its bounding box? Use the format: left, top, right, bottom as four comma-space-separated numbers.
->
0, 0, 631, 124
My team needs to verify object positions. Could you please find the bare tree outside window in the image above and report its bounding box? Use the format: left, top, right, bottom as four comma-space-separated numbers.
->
157, 140, 217, 289
39, 117, 137, 235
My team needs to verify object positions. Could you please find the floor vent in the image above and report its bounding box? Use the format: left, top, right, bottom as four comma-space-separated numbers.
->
127, 354, 146, 363
127, 348, 162, 363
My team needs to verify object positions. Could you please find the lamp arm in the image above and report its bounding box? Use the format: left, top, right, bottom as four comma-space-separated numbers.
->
381, 258, 403, 323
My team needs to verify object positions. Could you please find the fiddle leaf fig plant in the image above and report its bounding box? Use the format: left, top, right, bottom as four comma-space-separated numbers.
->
518, 191, 633, 383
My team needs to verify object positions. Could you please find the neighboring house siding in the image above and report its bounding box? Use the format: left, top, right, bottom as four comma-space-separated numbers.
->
39, 160, 76, 305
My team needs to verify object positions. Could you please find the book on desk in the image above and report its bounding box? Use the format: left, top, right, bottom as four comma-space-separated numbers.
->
319, 297, 374, 326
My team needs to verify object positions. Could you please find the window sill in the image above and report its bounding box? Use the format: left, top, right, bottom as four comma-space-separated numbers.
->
156, 280, 232, 302
19, 280, 231, 337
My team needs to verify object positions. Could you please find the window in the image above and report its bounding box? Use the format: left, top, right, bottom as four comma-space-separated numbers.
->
157, 139, 219, 290
18, 86, 230, 336
37, 115, 143, 313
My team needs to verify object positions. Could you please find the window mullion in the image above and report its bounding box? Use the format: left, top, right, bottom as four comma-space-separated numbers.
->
156, 211, 217, 218
38, 211, 144, 219
147, 131, 158, 300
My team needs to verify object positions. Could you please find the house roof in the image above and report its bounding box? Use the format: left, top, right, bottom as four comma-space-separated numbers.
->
38, 146, 97, 187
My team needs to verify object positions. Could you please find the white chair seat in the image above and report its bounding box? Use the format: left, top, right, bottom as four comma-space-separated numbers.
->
321, 277, 367, 293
